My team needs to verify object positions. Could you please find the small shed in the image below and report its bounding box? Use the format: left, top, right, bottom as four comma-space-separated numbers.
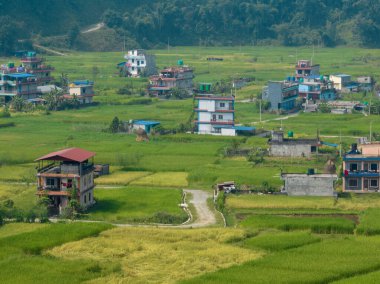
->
132, 120, 160, 134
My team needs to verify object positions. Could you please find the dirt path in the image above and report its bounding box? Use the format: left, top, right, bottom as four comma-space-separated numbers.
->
33, 44, 67, 56
49, 189, 218, 228
181, 189, 216, 228
81, 23, 104, 34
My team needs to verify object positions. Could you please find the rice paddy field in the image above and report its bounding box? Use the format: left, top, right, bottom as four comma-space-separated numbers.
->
2, 46, 380, 282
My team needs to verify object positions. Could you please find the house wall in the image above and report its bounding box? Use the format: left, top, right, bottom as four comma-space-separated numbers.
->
199, 100, 216, 112
198, 123, 212, 134
221, 128, 236, 136
269, 144, 312, 157
283, 175, 336, 196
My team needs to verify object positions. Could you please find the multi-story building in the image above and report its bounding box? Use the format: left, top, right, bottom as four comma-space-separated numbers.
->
64, 80, 95, 104
148, 66, 194, 97
343, 143, 380, 192
35, 148, 96, 214
357, 76, 374, 91
120, 49, 156, 77
21, 51, 54, 85
262, 81, 299, 112
0, 70, 40, 103
298, 77, 336, 101
329, 74, 354, 91
194, 95, 236, 136
295, 60, 320, 80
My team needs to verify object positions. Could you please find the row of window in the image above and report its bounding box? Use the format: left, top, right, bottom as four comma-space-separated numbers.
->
348, 178, 378, 187
83, 191, 92, 204
349, 163, 378, 171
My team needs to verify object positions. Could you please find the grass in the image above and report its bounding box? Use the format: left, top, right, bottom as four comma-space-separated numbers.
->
47, 227, 263, 284
243, 230, 321, 251
86, 187, 187, 224
181, 236, 380, 284
0, 222, 116, 284
129, 172, 189, 188
240, 215, 355, 234
96, 170, 152, 185
0, 184, 37, 211
356, 208, 380, 235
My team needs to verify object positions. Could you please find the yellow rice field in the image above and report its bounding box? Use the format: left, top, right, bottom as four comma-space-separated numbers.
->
130, 172, 189, 188
96, 171, 152, 185
47, 227, 262, 284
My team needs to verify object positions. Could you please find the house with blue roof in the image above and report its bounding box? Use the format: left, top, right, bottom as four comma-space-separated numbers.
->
131, 120, 160, 134
194, 94, 255, 136
0, 71, 41, 103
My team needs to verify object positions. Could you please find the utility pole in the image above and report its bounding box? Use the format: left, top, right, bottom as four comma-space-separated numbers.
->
339, 129, 342, 158
259, 99, 262, 123
370, 121, 373, 142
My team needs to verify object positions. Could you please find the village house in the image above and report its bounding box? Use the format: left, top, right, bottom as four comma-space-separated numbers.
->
262, 80, 299, 112
194, 94, 254, 136
268, 131, 319, 157
35, 148, 96, 214
0, 70, 41, 103
64, 80, 95, 104
281, 170, 337, 196
329, 74, 359, 93
118, 49, 156, 77
130, 120, 160, 134
343, 143, 380, 192
21, 51, 54, 85
148, 62, 194, 97
295, 60, 320, 80
357, 76, 374, 91
299, 76, 336, 101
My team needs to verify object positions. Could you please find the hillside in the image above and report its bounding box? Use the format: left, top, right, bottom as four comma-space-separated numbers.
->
1, 1, 380, 52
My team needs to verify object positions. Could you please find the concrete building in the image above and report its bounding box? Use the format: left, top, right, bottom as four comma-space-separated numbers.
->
268, 131, 319, 157
299, 77, 336, 101
357, 76, 374, 91
281, 172, 337, 196
194, 95, 236, 136
343, 143, 380, 192
65, 80, 95, 104
148, 65, 194, 97
120, 49, 156, 77
21, 51, 54, 85
329, 74, 359, 92
0, 72, 41, 103
35, 148, 96, 214
262, 81, 299, 112
295, 60, 320, 80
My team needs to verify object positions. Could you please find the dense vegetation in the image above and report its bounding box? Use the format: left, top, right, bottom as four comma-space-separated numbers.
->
1, 0, 380, 54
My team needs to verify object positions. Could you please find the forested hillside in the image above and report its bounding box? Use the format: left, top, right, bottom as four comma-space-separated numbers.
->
1, 0, 380, 54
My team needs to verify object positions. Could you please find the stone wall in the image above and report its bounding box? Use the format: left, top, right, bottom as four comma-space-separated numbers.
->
282, 174, 337, 196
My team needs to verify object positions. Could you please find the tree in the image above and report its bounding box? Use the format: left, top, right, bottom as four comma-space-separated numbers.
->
109, 116, 120, 133
44, 88, 64, 111
10, 96, 26, 112
67, 25, 80, 48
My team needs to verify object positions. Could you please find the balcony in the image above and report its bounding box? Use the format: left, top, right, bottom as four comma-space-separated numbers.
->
344, 170, 380, 177
195, 119, 234, 125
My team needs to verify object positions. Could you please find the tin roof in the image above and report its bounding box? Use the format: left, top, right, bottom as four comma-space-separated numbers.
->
133, 120, 160, 126
35, 147, 95, 162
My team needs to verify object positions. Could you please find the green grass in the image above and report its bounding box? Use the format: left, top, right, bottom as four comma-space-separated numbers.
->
240, 215, 355, 234
0, 222, 116, 284
243, 231, 321, 251
129, 172, 188, 188
181, 236, 380, 284
86, 187, 187, 224
357, 208, 380, 235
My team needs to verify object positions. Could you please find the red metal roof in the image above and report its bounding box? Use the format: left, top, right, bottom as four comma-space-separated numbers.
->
35, 147, 95, 162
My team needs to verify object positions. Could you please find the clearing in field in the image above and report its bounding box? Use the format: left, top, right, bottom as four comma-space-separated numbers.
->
47, 227, 263, 284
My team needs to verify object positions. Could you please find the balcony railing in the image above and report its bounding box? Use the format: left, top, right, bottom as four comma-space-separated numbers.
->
344, 170, 380, 177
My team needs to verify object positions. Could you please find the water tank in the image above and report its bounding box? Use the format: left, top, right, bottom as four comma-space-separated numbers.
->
199, 84, 205, 91
292, 76, 296, 82
177, 59, 184, 66
287, 76, 291, 81
307, 168, 315, 175
287, 131, 294, 138
299, 78, 304, 83
320, 75, 324, 81
206, 84, 211, 92
8, 62, 14, 68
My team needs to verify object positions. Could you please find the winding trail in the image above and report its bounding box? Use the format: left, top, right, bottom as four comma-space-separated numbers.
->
33, 44, 67, 56
81, 23, 104, 34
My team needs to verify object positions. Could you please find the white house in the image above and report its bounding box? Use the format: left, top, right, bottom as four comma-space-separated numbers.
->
122, 49, 156, 77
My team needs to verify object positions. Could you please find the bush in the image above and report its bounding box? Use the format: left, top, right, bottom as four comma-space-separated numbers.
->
146, 211, 187, 224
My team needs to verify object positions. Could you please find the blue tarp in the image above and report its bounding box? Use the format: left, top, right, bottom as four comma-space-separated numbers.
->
117, 62, 126, 66
234, 126, 256, 132
321, 141, 338, 147
6, 73, 34, 79
73, 80, 93, 85
134, 120, 160, 126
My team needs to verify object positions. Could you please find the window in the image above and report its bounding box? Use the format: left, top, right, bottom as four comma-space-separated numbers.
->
220, 103, 225, 107
348, 179, 358, 187
89, 192, 91, 202
371, 163, 378, 171
67, 179, 72, 188
218, 115, 223, 120
350, 163, 358, 171
213, 128, 221, 133
132, 59, 135, 63
46, 178, 55, 187
371, 179, 378, 187
141, 61, 144, 65
132, 67, 135, 71
311, 146, 317, 153
84, 195, 87, 204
